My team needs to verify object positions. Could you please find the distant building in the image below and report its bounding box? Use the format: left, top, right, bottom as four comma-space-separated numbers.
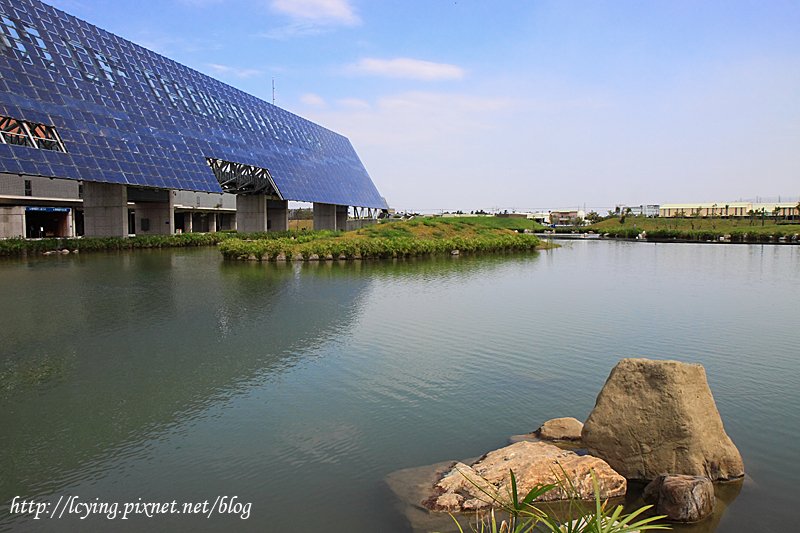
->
495, 212, 528, 219
616, 204, 659, 217
549, 209, 585, 226
529, 212, 551, 224
659, 202, 799, 218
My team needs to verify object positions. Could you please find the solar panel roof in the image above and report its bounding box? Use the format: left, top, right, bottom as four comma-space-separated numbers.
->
0, 0, 387, 208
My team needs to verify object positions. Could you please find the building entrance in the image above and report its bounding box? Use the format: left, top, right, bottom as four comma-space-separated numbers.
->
25, 207, 71, 238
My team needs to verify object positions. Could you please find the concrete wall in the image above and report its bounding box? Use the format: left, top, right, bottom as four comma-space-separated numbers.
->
0, 206, 25, 238
267, 200, 288, 231
134, 194, 174, 235
336, 205, 348, 230
0, 174, 80, 198
174, 190, 236, 209
313, 202, 337, 230
346, 219, 378, 231
237, 195, 268, 232
83, 182, 128, 237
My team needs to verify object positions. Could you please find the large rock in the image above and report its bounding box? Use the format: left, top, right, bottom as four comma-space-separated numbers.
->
535, 417, 584, 441
643, 474, 715, 523
582, 358, 744, 481
424, 441, 626, 512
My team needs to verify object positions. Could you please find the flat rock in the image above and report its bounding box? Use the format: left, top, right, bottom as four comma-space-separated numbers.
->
424, 441, 626, 512
644, 474, 715, 523
582, 358, 744, 481
535, 417, 584, 441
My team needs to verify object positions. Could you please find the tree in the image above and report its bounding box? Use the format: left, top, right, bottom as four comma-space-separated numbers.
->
586, 211, 602, 224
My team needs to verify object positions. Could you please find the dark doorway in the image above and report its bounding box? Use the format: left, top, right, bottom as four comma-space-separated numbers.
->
25, 207, 70, 238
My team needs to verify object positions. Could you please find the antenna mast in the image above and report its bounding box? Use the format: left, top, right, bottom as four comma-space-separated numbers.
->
272, 78, 275, 105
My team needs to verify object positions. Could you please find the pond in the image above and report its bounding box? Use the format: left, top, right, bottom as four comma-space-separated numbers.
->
1, 241, 797, 531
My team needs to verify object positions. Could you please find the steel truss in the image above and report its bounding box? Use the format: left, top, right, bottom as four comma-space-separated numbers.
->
352, 206, 385, 219
0, 115, 67, 152
205, 157, 282, 197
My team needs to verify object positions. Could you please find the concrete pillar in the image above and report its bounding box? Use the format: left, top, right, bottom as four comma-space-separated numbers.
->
135, 193, 175, 235
0, 206, 25, 238
184, 212, 193, 233
67, 209, 75, 237
83, 182, 128, 237
336, 205, 348, 231
267, 200, 288, 232
313, 202, 337, 231
236, 194, 268, 232
208, 212, 217, 233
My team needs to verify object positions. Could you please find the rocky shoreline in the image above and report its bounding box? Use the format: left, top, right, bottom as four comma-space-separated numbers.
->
389, 358, 745, 530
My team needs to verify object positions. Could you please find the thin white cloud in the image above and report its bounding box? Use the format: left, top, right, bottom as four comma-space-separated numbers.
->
346, 58, 465, 81
206, 63, 263, 79
270, 0, 360, 26
300, 93, 326, 106
337, 97, 371, 110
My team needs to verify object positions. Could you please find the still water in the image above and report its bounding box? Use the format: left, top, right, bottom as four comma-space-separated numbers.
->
1, 241, 798, 532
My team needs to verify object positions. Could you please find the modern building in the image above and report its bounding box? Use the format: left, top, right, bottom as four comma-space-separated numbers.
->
0, 0, 386, 239
659, 202, 799, 218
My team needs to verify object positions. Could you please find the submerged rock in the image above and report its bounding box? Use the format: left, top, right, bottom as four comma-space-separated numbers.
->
424, 441, 626, 512
535, 417, 584, 441
644, 474, 715, 523
582, 358, 744, 481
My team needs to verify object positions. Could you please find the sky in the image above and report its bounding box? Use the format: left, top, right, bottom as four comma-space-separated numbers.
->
47, 0, 800, 213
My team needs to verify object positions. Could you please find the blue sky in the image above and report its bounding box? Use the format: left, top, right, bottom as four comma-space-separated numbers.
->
48, 0, 800, 213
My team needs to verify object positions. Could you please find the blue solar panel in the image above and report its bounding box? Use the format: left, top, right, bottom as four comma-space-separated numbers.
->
0, 0, 387, 208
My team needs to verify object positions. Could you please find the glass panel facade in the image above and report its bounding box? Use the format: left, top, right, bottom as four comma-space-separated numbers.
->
0, 0, 386, 208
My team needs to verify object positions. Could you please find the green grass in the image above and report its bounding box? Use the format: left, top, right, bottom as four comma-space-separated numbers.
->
219, 217, 551, 261
570, 215, 800, 243
1, 217, 552, 259
0, 230, 319, 257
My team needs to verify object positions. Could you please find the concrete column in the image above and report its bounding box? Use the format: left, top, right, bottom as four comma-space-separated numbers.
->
267, 200, 288, 232
208, 212, 217, 233
336, 205, 348, 231
313, 202, 337, 231
67, 209, 75, 237
184, 212, 193, 233
237, 194, 268, 232
83, 182, 128, 237
135, 193, 175, 235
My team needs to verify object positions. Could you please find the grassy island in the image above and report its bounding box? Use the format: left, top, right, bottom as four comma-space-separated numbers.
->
562, 215, 800, 243
218, 216, 551, 261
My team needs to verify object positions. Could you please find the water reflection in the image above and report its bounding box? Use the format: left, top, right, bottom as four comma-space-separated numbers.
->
0, 249, 371, 510
0, 242, 796, 532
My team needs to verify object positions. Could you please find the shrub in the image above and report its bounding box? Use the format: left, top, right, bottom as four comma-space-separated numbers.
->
445, 470, 668, 533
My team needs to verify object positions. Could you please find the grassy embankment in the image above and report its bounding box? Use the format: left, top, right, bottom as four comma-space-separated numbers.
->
218, 216, 550, 261
566, 215, 800, 243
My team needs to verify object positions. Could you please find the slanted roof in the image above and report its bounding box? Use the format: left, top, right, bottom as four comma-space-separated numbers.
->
0, 0, 387, 208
